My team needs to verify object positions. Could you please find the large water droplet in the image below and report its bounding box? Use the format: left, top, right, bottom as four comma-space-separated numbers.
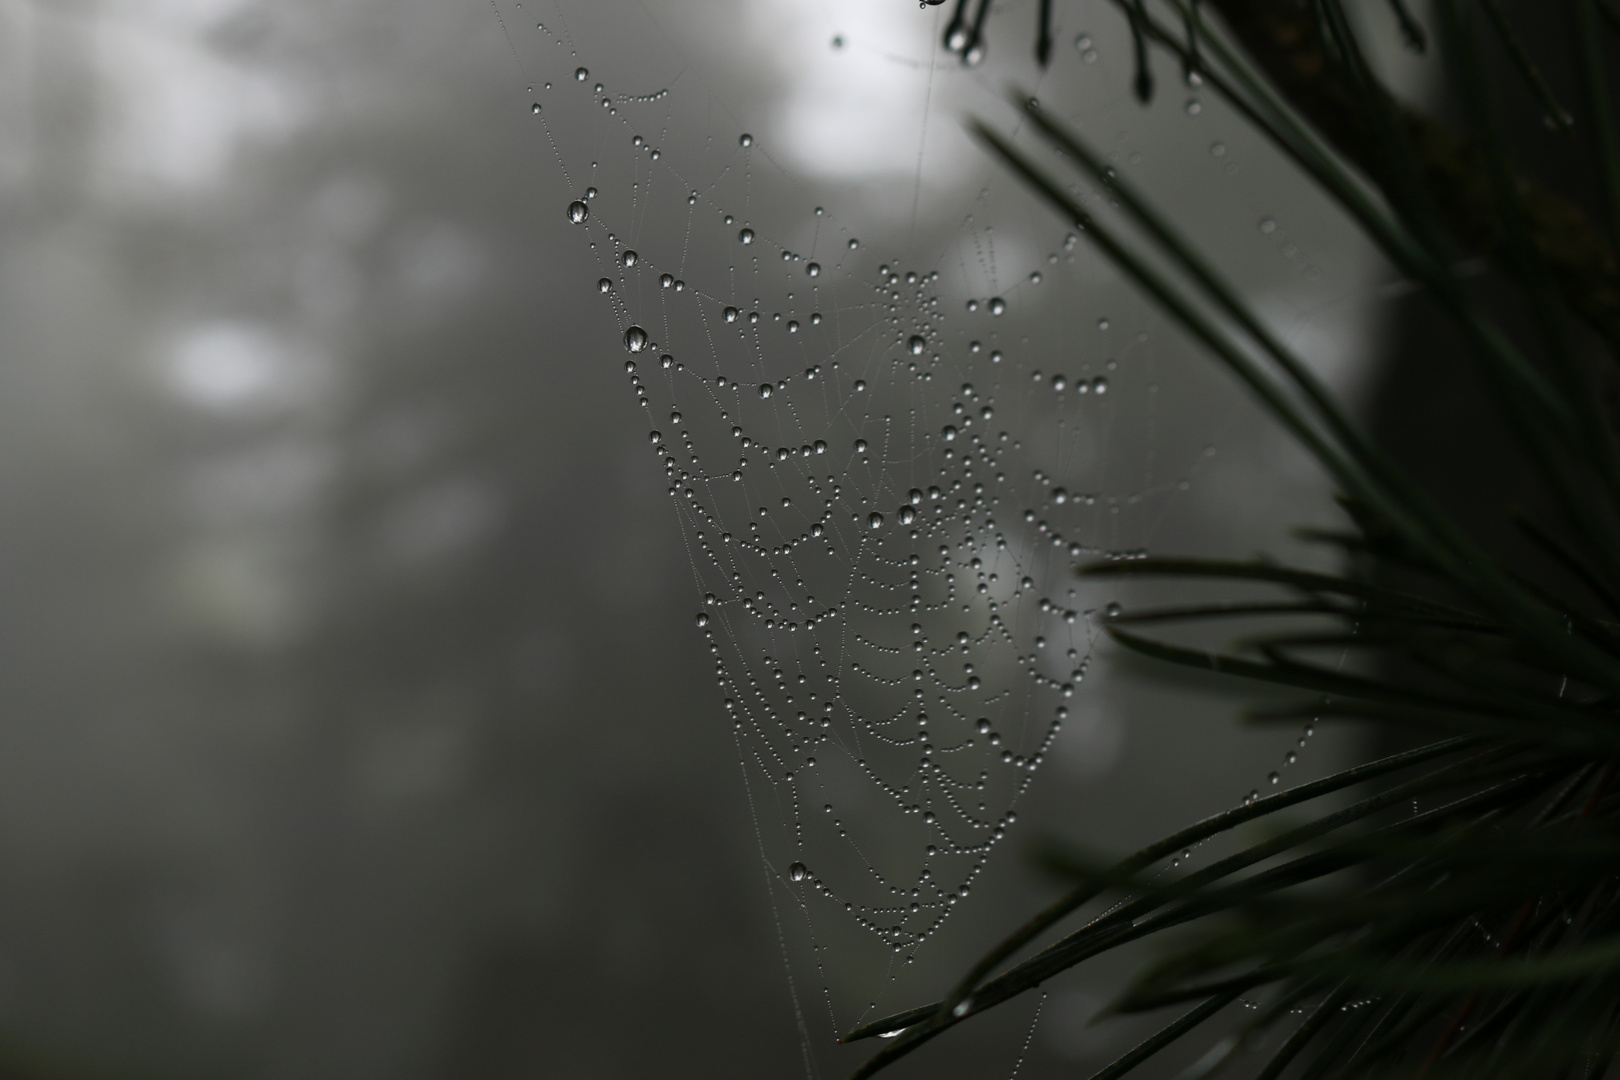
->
531, 102, 542, 114
854, 438, 868, 453
942, 425, 957, 441
695, 612, 709, 627
724, 306, 739, 323
622, 250, 638, 267
739, 133, 754, 148
758, 383, 773, 399
624, 326, 649, 353
908, 335, 926, 355
1093, 376, 1109, 394
575, 67, 589, 81
597, 278, 613, 293
848, 237, 859, 250
739, 227, 755, 245
988, 296, 1006, 315
868, 511, 884, 529
788, 861, 808, 882
899, 506, 916, 525
567, 200, 590, 224
807, 262, 821, 278
649, 430, 662, 444
659, 273, 673, 288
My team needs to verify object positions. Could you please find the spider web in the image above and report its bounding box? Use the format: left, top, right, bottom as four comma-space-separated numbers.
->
506, 0, 1359, 1068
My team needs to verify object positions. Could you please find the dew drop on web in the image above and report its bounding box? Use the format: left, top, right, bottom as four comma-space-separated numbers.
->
566, 200, 589, 224
738, 227, 754, 245
908, 335, 926, 355
788, 861, 809, 882
868, 511, 884, 529
806, 262, 820, 277
623, 325, 649, 353
988, 296, 1006, 315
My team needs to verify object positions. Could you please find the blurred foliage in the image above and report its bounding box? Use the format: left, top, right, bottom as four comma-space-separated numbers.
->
847, 0, 1620, 1076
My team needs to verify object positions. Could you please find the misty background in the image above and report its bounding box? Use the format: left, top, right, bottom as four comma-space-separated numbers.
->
0, 1, 1434, 1076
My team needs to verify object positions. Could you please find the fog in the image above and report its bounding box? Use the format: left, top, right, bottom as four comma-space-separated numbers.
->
0, 2, 1417, 1076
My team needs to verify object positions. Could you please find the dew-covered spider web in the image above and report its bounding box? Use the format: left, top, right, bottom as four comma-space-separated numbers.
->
503, 0, 1370, 1068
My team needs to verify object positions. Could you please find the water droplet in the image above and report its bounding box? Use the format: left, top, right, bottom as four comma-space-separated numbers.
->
695, 612, 709, 627
976, 718, 992, 734
908, 488, 923, 506
1052, 373, 1068, 391
831, 34, 845, 48
624, 326, 649, 353
811, 523, 823, 537
622, 250, 638, 267
724, 306, 739, 323
807, 262, 821, 278
899, 506, 916, 525
739, 227, 755, 245
660, 273, 674, 288
1029, 270, 1042, 284
585, 186, 598, 199
1105, 602, 1122, 618
869, 511, 884, 529
1259, 217, 1277, 234
660, 354, 673, 369
988, 297, 1006, 315
597, 278, 612, 293
669, 410, 682, 426
1053, 488, 1068, 504
531, 102, 542, 114
739, 133, 754, 148
855, 439, 868, 453
567, 200, 590, 224
941, 425, 957, 441
1268, 771, 1280, 785
788, 861, 809, 882
648, 430, 662, 444
1185, 98, 1202, 115
575, 67, 589, 81
848, 237, 859, 250
1093, 376, 1109, 394
787, 320, 799, 333
908, 335, 926, 355
965, 299, 979, 312
758, 383, 773, 399
1075, 33, 1092, 49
